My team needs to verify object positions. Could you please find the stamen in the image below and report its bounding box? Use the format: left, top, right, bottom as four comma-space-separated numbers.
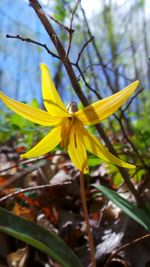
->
74, 133, 77, 148
61, 117, 73, 150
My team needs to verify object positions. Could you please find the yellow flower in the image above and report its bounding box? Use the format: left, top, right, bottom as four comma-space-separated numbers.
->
0, 64, 139, 173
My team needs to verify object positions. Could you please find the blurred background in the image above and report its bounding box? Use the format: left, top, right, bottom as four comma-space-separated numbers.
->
0, 0, 150, 104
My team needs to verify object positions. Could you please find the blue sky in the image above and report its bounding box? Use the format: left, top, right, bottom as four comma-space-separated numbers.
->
0, 0, 76, 106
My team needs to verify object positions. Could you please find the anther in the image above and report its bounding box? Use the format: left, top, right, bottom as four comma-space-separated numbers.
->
67, 102, 78, 114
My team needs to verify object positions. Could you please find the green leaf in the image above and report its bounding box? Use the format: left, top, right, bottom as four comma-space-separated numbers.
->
29, 98, 39, 108
10, 113, 27, 128
93, 184, 150, 231
88, 156, 102, 167
0, 207, 82, 267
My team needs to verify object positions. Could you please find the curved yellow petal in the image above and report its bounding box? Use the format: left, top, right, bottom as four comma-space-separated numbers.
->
67, 121, 89, 174
40, 64, 69, 117
80, 125, 135, 169
0, 91, 61, 126
21, 126, 62, 158
75, 81, 139, 126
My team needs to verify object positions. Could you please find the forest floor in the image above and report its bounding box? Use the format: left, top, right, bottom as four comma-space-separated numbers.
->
0, 142, 150, 267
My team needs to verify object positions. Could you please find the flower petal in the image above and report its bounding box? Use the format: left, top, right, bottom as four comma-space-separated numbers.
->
21, 126, 62, 158
40, 64, 69, 117
75, 81, 139, 125
67, 121, 89, 174
0, 91, 61, 126
80, 125, 135, 169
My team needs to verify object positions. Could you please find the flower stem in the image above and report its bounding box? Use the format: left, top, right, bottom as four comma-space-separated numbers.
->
80, 172, 96, 267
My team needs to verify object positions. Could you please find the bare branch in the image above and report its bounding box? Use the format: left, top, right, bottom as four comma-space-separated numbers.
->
70, 0, 81, 30
104, 42, 141, 67
104, 234, 150, 267
0, 161, 47, 190
0, 182, 71, 203
81, 63, 133, 82
120, 88, 144, 116
80, 5, 115, 92
49, 15, 74, 34
76, 36, 94, 65
114, 114, 147, 168
0, 153, 66, 175
66, 0, 81, 57
76, 65, 101, 99
6, 34, 60, 60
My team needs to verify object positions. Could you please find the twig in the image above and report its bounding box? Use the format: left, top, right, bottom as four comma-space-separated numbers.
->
0, 152, 66, 174
70, 0, 80, 30
49, 15, 74, 34
6, 33, 98, 101
0, 156, 45, 174
104, 45, 133, 67
0, 160, 47, 190
76, 65, 102, 99
80, 5, 115, 92
103, 41, 143, 68
80, 172, 96, 267
120, 88, 144, 117
76, 36, 94, 65
66, 0, 81, 57
114, 114, 147, 168
0, 181, 71, 203
6, 34, 60, 60
104, 233, 150, 267
81, 62, 133, 82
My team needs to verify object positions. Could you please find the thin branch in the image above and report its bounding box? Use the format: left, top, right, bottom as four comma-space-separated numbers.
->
81, 62, 133, 82
6, 34, 97, 98
105, 65, 133, 82
114, 114, 147, 168
76, 65, 102, 99
104, 45, 133, 67
0, 160, 47, 190
104, 233, 150, 267
0, 182, 71, 203
49, 15, 74, 34
80, 5, 115, 92
76, 36, 94, 65
70, 0, 81, 30
0, 153, 66, 174
104, 39, 142, 69
66, 0, 81, 57
120, 88, 144, 117
6, 34, 60, 60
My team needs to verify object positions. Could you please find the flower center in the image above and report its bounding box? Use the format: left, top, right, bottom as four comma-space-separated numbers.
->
61, 117, 73, 150
61, 102, 78, 150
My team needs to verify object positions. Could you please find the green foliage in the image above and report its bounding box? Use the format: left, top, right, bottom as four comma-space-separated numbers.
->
0, 207, 83, 267
93, 184, 150, 231
53, 0, 71, 22
0, 100, 49, 150
105, 164, 123, 186
88, 156, 102, 167
131, 90, 150, 166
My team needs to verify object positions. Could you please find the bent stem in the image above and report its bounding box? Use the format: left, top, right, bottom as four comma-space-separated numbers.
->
80, 172, 96, 267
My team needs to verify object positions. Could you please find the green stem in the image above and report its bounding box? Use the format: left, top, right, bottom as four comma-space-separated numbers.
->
80, 172, 96, 267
